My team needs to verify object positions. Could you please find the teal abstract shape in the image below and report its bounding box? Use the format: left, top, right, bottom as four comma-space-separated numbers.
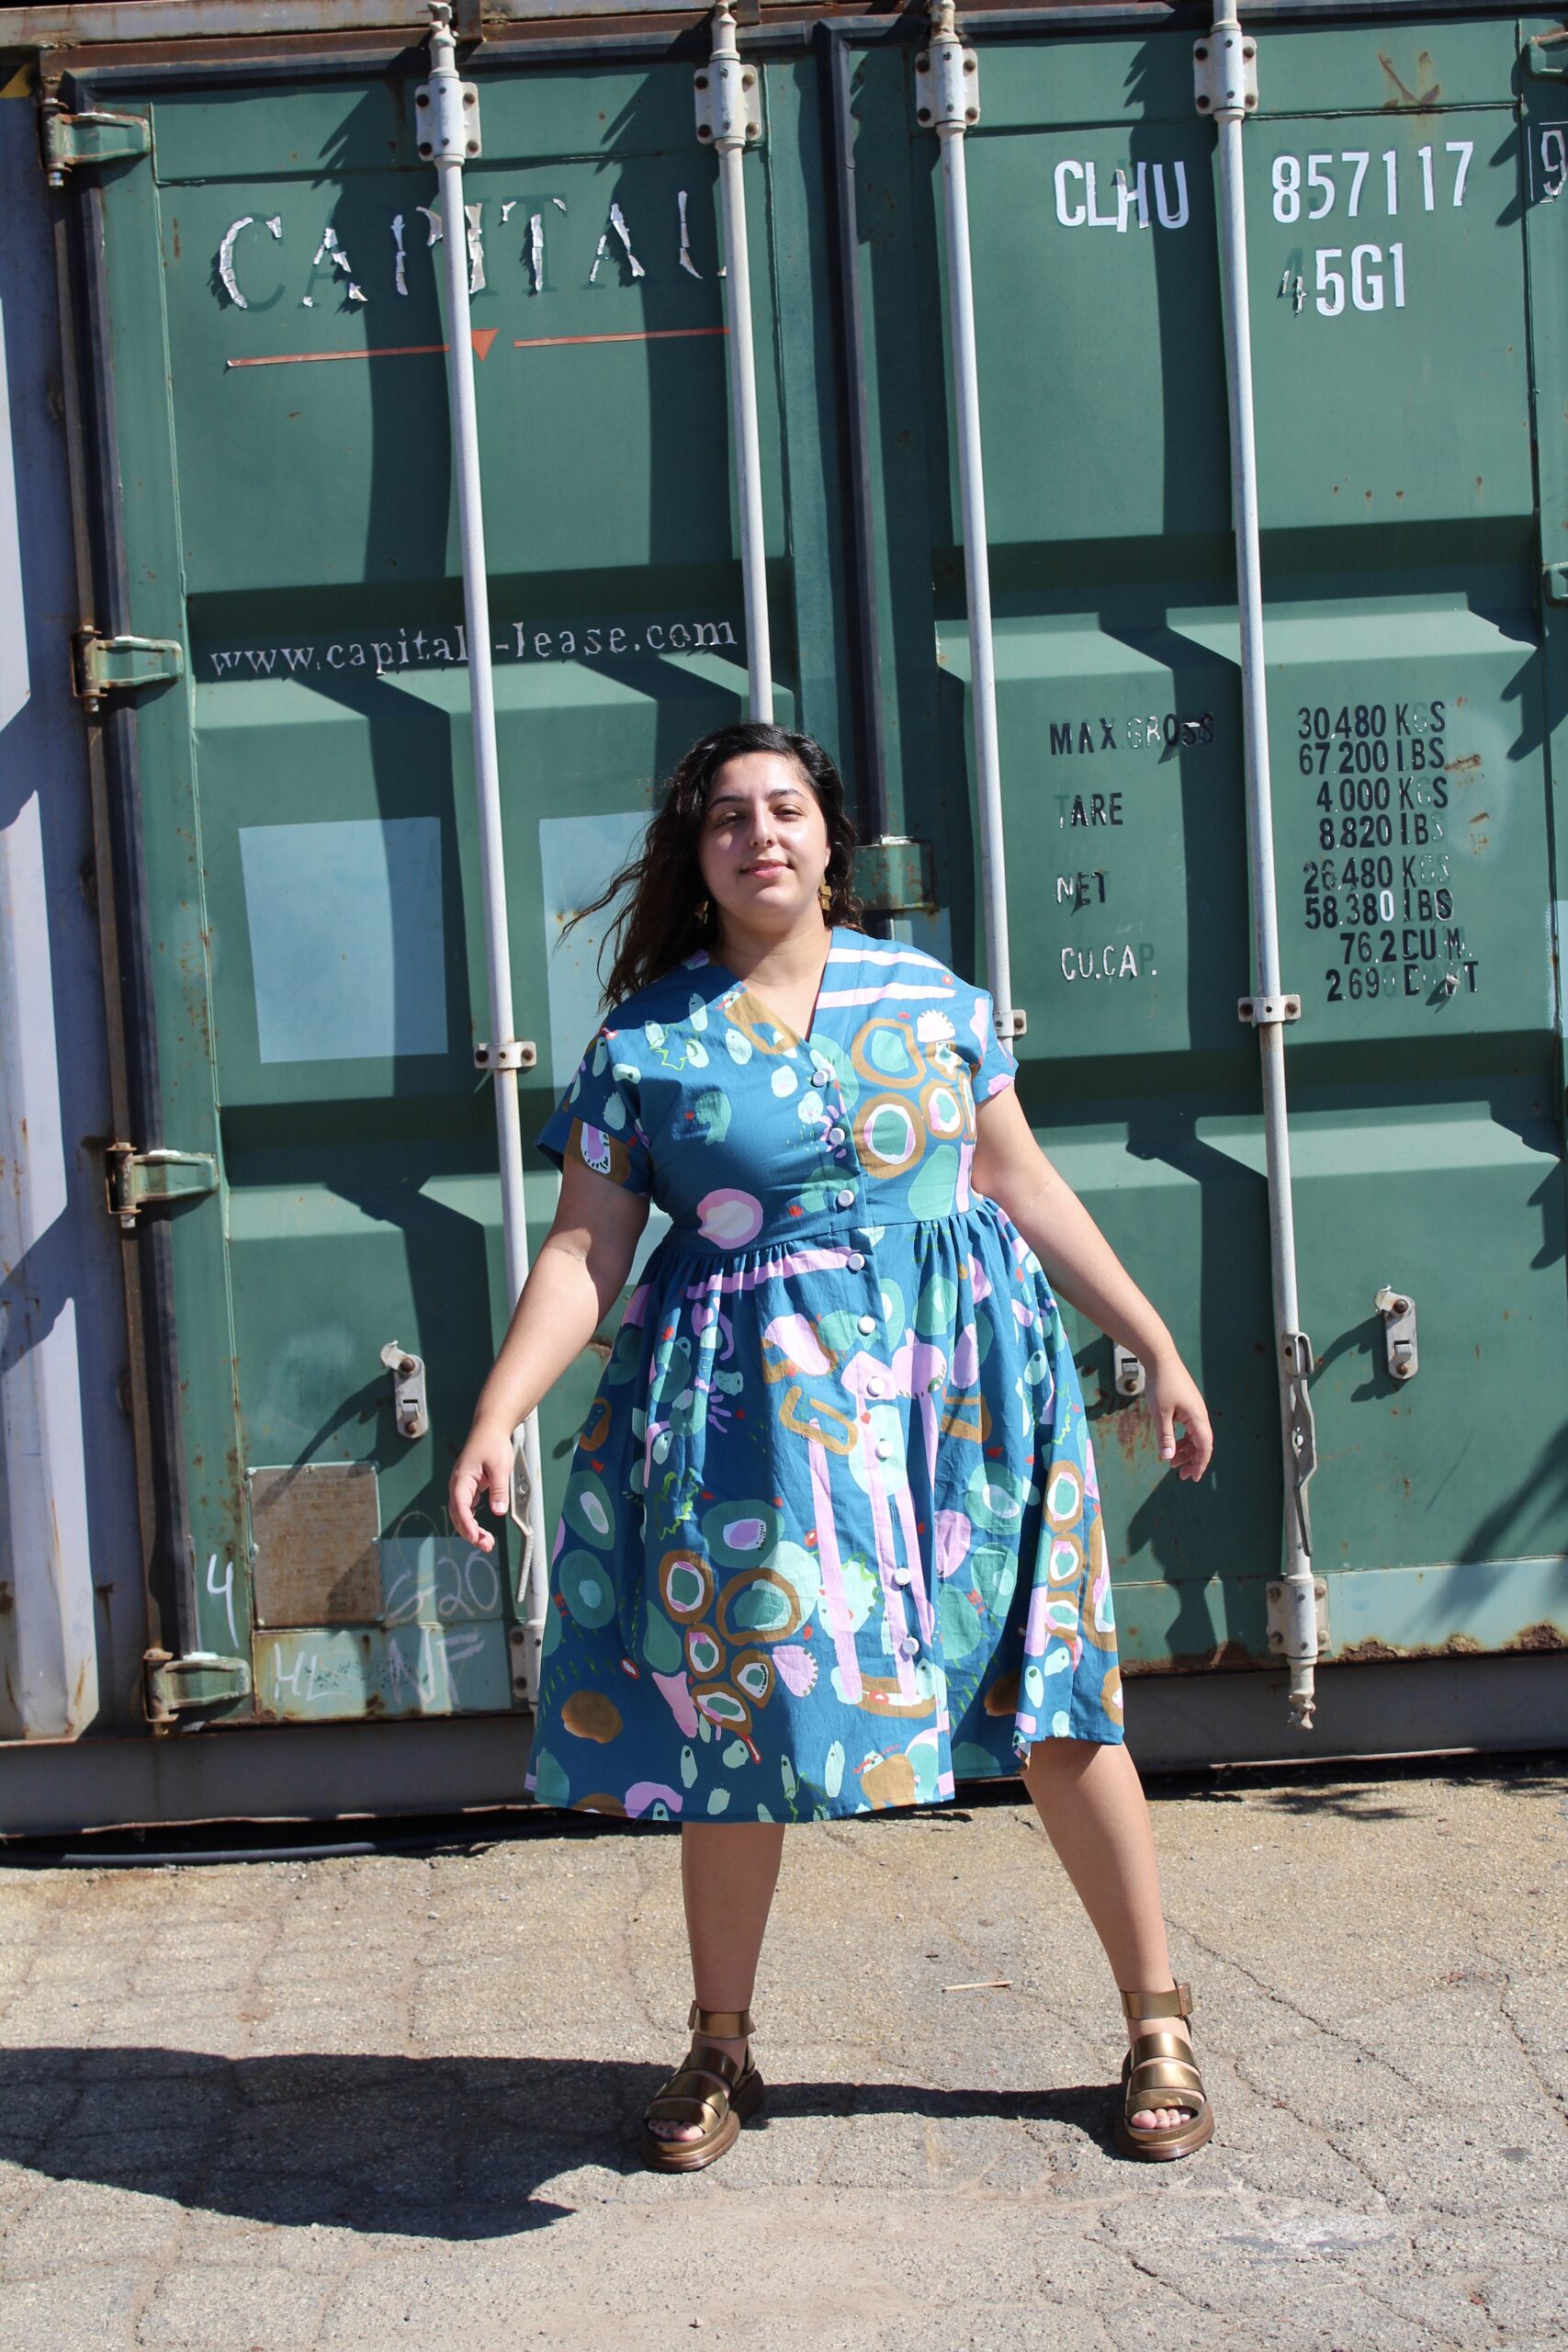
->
908, 1143, 960, 1218
641, 1609, 682, 1675
532, 1747, 570, 1806
915, 1272, 959, 1338
938, 1583, 985, 1662
689, 1087, 732, 1144
558, 1550, 616, 1628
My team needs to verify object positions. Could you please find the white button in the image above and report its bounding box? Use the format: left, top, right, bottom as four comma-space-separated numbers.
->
828, 1126, 844, 1145
893, 1566, 912, 1587
857, 1314, 876, 1334
814, 1067, 833, 1087
847, 1252, 865, 1271
867, 1377, 885, 1396
876, 1441, 896, 1461
836, 1188, 855, 1207
897, 1635, 919, 1660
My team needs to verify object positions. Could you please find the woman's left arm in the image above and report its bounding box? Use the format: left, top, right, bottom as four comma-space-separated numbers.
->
971, 1086, 1213, 1481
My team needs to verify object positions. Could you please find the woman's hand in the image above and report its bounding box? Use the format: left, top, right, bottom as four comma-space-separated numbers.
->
449, 1418, 515, 1553
1143, 1351, 1213, 1482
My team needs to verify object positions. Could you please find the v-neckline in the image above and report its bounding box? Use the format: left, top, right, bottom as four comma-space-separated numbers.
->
713, 925, 837, 1049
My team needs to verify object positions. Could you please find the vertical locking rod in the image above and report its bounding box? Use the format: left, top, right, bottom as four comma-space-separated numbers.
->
424, 0, 548, 1699
919, 0, 1017, 1045
699, 0, 773, 719
1201, 2, 1319, 1727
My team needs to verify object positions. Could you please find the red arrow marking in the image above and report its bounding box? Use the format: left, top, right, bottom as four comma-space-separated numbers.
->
226, 324, 728, 370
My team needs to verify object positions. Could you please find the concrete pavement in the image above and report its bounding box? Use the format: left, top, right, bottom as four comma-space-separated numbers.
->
1, 1754, 1564, 2351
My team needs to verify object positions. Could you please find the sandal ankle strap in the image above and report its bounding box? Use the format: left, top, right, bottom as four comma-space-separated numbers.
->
1120, 1981, 1192, 2022
688, 1998, 754, 2039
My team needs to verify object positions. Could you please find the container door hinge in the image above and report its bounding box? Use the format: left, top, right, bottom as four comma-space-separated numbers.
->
106, 1144, 220, 1230
1374, 1284, 1418, 1380
1281, 1329, 1318, 1554
74, 628, 185, 712
41, 105, 152, 187
1543, 563, 1568, 605
143, 1647, 252, 1724
1266, 1576, 1328, 1656
852, 835, 934, 918
1526, 32, 1568, 79
1112, 1344, 1145, 1398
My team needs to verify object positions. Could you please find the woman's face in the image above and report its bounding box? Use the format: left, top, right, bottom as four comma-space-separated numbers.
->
697, 752, 830, 934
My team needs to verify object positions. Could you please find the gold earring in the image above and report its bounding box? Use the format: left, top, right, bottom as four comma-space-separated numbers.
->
696, 897, 712, 927
818, 876, 832, 911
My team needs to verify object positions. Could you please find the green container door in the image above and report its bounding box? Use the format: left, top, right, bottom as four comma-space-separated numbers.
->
859, 17, 1568, 1669
79, 14, 1566, 1740
87, 61, 804, 1723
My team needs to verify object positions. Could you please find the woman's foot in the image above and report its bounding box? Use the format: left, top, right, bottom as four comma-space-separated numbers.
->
645, 2030, 750, 2144
1126, 2009, 1193, 2132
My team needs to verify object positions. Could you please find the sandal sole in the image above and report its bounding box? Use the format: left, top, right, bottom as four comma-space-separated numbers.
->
640, 2070, 766, 2173
1113, 2105, 1215, 2162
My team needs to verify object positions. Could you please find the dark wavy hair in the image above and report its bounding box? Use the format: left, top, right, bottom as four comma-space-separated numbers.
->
563, 722, 864, 1011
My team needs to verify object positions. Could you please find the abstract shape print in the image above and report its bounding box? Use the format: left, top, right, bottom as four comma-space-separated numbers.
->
525, 932, 1122, 1824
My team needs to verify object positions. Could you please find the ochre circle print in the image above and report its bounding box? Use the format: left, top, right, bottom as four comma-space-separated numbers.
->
857, 1092, 925, 1178
850, 1016, 927, 1091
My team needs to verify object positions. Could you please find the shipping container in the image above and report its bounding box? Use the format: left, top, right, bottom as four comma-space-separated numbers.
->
1, 0, 1563, 1840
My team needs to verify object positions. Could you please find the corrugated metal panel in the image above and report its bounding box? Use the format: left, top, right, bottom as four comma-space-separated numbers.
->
0, 85, 142, 1741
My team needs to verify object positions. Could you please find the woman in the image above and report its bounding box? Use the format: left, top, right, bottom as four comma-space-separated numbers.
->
450, 722, 1215, 2172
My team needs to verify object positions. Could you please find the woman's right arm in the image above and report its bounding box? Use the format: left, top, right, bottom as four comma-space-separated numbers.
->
449, 1159, 650, 1550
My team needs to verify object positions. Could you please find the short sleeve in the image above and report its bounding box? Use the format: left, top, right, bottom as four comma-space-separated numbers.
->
535, 1027, 653, 1196
966, 985, 1020, 1104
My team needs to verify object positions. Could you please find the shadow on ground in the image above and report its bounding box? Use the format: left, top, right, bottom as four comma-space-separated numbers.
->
0, 2051, 1117, 2237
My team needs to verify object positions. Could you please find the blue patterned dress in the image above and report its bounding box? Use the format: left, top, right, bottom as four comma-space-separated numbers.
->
523, 928, 1122, 1824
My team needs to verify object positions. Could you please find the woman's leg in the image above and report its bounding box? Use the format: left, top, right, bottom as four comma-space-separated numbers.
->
647, 1819, 786, 2143
1019, 1737, 1191, 2131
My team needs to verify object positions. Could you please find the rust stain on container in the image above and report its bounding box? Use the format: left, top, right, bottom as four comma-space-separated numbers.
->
1377, 49, 1441, 108
1337, 1623, 1563, 1664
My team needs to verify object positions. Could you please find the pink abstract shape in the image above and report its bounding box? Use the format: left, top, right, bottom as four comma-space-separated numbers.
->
696, 1186, 763, 1247
808, 1435, 862, 1702
934, 1509, 971, 1583
625, 1781, 684, 1819
652, 1669, 698, 1736
763, 1312, 833, 1376
773, 1644, 818, 1697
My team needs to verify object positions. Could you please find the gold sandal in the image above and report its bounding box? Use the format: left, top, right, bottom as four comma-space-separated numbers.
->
1114, 1982, 1214, 2161
639, 2001, 766, 2173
